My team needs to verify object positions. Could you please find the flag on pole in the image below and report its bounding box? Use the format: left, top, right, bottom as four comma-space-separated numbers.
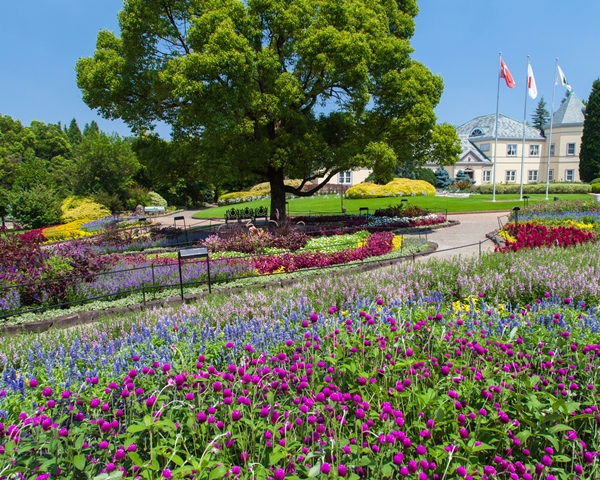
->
527, 63, 538, 99
557, 65, 572, 91
500, 59, 516, 88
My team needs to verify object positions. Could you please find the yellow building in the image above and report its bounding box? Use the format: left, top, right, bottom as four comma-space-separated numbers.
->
428, 92, 586, 185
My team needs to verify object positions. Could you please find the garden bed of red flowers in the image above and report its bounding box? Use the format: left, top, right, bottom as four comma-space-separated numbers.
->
495, 223, 595, 253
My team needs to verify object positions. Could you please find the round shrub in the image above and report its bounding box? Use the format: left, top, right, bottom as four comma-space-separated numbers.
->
591, 183, 600, 193
346, 178, 436, 199
590, 178, 600, 184
60, 196, 111, 223
147, 191, 168, 207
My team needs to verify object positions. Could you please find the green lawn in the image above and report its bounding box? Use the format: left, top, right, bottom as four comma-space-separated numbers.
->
192, 193, 594, 218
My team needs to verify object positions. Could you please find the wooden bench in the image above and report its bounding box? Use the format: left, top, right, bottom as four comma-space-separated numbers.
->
224, 206, 269, 224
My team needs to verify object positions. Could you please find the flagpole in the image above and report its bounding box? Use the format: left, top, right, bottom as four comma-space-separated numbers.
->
519, 56, 530, 201
492, 52, 502, 203
545, 58, 558, 201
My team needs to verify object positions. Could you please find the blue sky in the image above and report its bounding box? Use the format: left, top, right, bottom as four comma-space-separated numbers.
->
1, 0, 598, 137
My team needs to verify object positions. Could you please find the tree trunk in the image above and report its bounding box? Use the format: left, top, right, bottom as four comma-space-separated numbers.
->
268, 166, 287, 223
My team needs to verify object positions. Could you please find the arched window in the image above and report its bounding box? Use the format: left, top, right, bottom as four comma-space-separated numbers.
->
470, 128, 485, 136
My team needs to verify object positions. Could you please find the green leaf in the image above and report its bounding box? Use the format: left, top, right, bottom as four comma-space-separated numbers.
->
127, 424, 148, 433
171, 454, 185, 467
73, 454, 86, 471
515, 430, 532, 443
128, 452, 144, 466
307, 463, 321, 478
382, 463, 393, 477
270, 450, 286, 466
74, 434, 85, 451
472, 442, 494, 452
549, 424, 573, 434
208, 465, 228, 479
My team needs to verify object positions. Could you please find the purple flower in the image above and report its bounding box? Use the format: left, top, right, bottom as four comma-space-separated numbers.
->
338, 464, 347, 477
273, 467, 285, 480
98, 440, 109, 450
416, 444, 427, 455
320, 463, 331, 474
42, 387, 53, 397
162, 469, 173, 480
232, 410, 242, 421
146, 396, 156, 408
29, 378, 38, 388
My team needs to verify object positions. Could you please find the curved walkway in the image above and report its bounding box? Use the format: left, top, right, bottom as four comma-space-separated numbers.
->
156, 209, 511, 260
417, 211, 508, 260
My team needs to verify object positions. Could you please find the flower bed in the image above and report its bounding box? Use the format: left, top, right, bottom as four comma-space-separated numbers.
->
497, 223, 595, 253
252, 231, 396, 274
0, 288, 599, 479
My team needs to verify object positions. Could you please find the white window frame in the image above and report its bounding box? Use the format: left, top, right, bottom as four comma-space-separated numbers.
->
507, 144, 517, 156
529, 145, 540, 156
550, 144, 555, 156
527, 170, 538, 182
338, 171, 352, 184
548, 169, 554, 182
505, 170, 516, 183
565, 169, 575, 182
482, 170, 491, 183
567, 143, 576, 156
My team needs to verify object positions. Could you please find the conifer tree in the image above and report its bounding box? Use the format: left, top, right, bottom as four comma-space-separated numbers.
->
531, 96, 550, 136
580, 79, 600, 182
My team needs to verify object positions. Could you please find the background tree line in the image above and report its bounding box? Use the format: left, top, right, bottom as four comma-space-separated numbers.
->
0, 115, 214, 226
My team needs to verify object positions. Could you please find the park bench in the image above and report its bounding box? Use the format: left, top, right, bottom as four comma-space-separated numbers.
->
224, 206, 269, 224
144, 206, 166, 215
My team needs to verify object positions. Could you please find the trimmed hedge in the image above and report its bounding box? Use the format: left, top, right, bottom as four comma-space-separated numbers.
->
346, 178, 435, 199
147, 191, 168, 207
218, 180, 303, 205
478, 183, 591, 194
591, 183, 600, 193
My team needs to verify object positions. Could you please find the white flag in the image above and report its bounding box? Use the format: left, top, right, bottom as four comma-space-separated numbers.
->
557, 65, 572, 92
527, 63, 538, 99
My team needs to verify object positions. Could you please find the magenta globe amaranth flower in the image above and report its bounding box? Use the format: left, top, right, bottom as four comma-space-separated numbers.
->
162, 469, 173, 479
338, 464, 347, 477
232, 410, 242, 421
273, 467, 285, 480
320, 463, 331, 474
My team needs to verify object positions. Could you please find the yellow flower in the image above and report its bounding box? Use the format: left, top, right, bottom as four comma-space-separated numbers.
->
392, 235, 403, 250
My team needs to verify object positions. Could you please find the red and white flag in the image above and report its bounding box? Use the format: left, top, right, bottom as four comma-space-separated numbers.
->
500, 59, 516, 88
527, 63, 538, 99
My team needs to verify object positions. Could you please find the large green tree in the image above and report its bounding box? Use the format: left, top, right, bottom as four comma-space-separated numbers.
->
76, 0, 458, 220
580, 79, 600, 182
72, 131, 140, 210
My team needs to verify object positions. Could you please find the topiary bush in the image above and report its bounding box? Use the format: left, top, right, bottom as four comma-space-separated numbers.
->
591, 183, 600, 193
590, 178, 600, 184
346, 178, 435, 199
218, 180, 304, 205
478, 183, 591, 194
60, 196, 111, 223
147, 191, 168, 207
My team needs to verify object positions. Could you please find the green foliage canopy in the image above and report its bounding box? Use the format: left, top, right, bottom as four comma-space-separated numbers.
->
580, 79, 600, 183
76, 0, 458, 219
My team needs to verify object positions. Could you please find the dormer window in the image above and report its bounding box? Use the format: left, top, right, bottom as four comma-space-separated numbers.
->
470, 128, 485, 137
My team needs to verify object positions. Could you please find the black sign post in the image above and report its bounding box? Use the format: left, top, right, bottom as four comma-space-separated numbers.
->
178, 247, 211, 299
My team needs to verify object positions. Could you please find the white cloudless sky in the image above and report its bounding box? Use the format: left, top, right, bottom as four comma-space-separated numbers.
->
1, 0, 598, 137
